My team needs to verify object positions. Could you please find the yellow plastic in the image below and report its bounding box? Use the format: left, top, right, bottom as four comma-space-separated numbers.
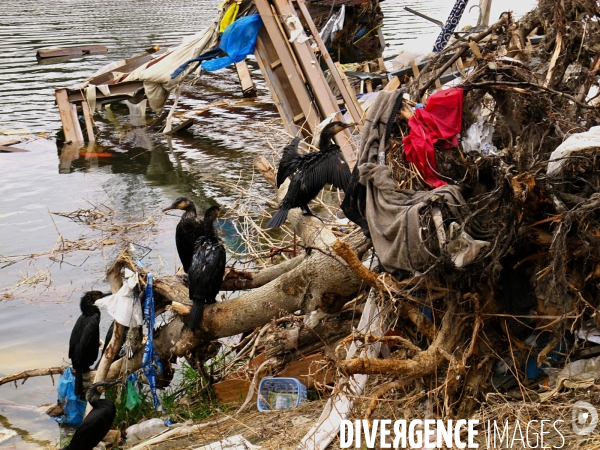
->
220, 3, 240, 33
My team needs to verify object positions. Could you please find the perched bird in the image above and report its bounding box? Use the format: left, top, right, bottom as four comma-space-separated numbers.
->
62, 380, 119, 450
276, 136, 302, 188
187, 206, 226, 330
266, 122, 355, 228
162, 197, 205, 273
69, 291, 108, 398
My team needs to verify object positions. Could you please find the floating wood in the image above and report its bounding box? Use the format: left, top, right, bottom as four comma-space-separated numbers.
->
0, 145, 29, 153
55, 89, 84, 145
164, 118, 195, 135
235, 61, 257, 98
36, 45, 108, 59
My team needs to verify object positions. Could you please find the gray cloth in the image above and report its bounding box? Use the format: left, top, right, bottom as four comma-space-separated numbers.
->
357, 90, 468, 273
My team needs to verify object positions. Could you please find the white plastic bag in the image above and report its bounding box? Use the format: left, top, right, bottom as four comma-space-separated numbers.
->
96, 268, 143, 327
461, 115, 497, 155
547, 126, 600, 176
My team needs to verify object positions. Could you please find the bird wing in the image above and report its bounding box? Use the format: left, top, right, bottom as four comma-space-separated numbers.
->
176, 217, 204, 272
188, 238, 226, 303
301, 148, 351, 195
77, 316, 100, 369
276, 137, 302, 187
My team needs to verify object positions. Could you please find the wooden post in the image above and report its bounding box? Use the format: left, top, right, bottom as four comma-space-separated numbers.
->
477, 0, 492, 27
235, 61, 257, 98
334, 62, 363, 119
55, 89, 84, 145
81, 101, 96, 143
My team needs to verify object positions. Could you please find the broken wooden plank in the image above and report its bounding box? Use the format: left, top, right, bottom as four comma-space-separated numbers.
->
66, 80, 145, 104
0, 145, 29, 153
253, 1, 320, 136
55, 89, 84, 145
384, 76, 400, 91
37, 45, 108, 59
164, 118, 195, 135
295, 0, 363, 127
271, 0, 356, 164
334, 62, 364, 119
81, 101, 96, 143
235, 61, 257, 98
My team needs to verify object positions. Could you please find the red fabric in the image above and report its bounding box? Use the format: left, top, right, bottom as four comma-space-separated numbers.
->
403, 87, 464, 188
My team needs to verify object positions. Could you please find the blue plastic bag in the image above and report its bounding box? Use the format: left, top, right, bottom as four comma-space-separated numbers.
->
54, 368, 87, 426
202, 15, 263, 72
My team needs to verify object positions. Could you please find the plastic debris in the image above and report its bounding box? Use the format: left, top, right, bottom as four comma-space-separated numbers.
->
547, 126, 600, 176
193, 435, 261, 450
96, 268, 143, 327
447, 222, 490, 267
286, 16, 310, 44
125, 418, 168, 445
461, 115, 497, 155
53, 367, 86, 426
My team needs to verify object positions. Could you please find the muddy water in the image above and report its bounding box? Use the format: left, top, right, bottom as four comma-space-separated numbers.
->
0, 0, 535, 448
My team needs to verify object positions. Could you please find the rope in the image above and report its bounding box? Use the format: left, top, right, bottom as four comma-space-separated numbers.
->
142, 273, 164, 411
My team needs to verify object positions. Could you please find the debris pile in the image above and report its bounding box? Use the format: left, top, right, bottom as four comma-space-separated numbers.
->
329, 0, 600, 437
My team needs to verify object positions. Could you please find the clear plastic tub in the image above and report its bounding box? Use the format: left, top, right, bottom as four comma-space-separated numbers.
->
257, 377, 307, 411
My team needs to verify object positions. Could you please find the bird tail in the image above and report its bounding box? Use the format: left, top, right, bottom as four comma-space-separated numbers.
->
266, 207, 290, 228
75, 369, 83, 399
188, 302, 205, 330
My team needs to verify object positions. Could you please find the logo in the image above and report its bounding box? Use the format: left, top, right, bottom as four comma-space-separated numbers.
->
572, 401, 598, 436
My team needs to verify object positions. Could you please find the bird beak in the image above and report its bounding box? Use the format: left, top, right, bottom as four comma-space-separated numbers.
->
162, 204, 175, 213
344, 123, 357, 129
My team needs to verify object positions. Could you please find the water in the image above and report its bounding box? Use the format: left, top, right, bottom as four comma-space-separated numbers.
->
0, 0, 536, 448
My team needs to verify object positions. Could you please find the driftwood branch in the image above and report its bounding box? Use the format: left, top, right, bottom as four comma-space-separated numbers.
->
0, 366, 68, 388
338, 301, 463, 376
221, 255, 303, 290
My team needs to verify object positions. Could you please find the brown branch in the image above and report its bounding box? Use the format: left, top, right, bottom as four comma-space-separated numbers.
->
339, 301, 462, 376
221, 255, 303, 290
463, 81, 599, 109
365, 381, 406, 419
0, 366, 67, 387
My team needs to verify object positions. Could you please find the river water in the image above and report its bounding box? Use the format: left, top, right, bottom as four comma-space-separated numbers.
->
0, 0, 535, 447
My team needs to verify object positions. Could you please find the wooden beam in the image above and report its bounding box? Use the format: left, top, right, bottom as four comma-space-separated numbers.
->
294, 0, 363, 128
37, 45, 107, 59
334, 62, 363, 119
66, 80, 145, 103
253, 0, 320, 136
81, 101, 96, 143
235, 60, 257, 98
271, 0, 356, 164
55, 89, 84, 145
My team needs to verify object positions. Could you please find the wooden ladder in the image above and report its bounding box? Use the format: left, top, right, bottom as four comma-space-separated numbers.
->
253, 0, 363, 165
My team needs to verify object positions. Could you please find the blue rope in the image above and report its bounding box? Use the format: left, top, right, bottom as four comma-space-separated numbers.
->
142, 273, 163, 411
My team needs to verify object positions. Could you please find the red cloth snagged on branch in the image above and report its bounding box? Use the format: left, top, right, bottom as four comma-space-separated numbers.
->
403, 87, 464, 188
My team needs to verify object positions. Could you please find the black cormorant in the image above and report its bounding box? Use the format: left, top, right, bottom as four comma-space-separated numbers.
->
162, 197, 205, 273
62, 380, 119, 450
69, 291, 108, 398
188, 206, 226, 330
276, 136, 302, 188
266, 122, 355, 228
